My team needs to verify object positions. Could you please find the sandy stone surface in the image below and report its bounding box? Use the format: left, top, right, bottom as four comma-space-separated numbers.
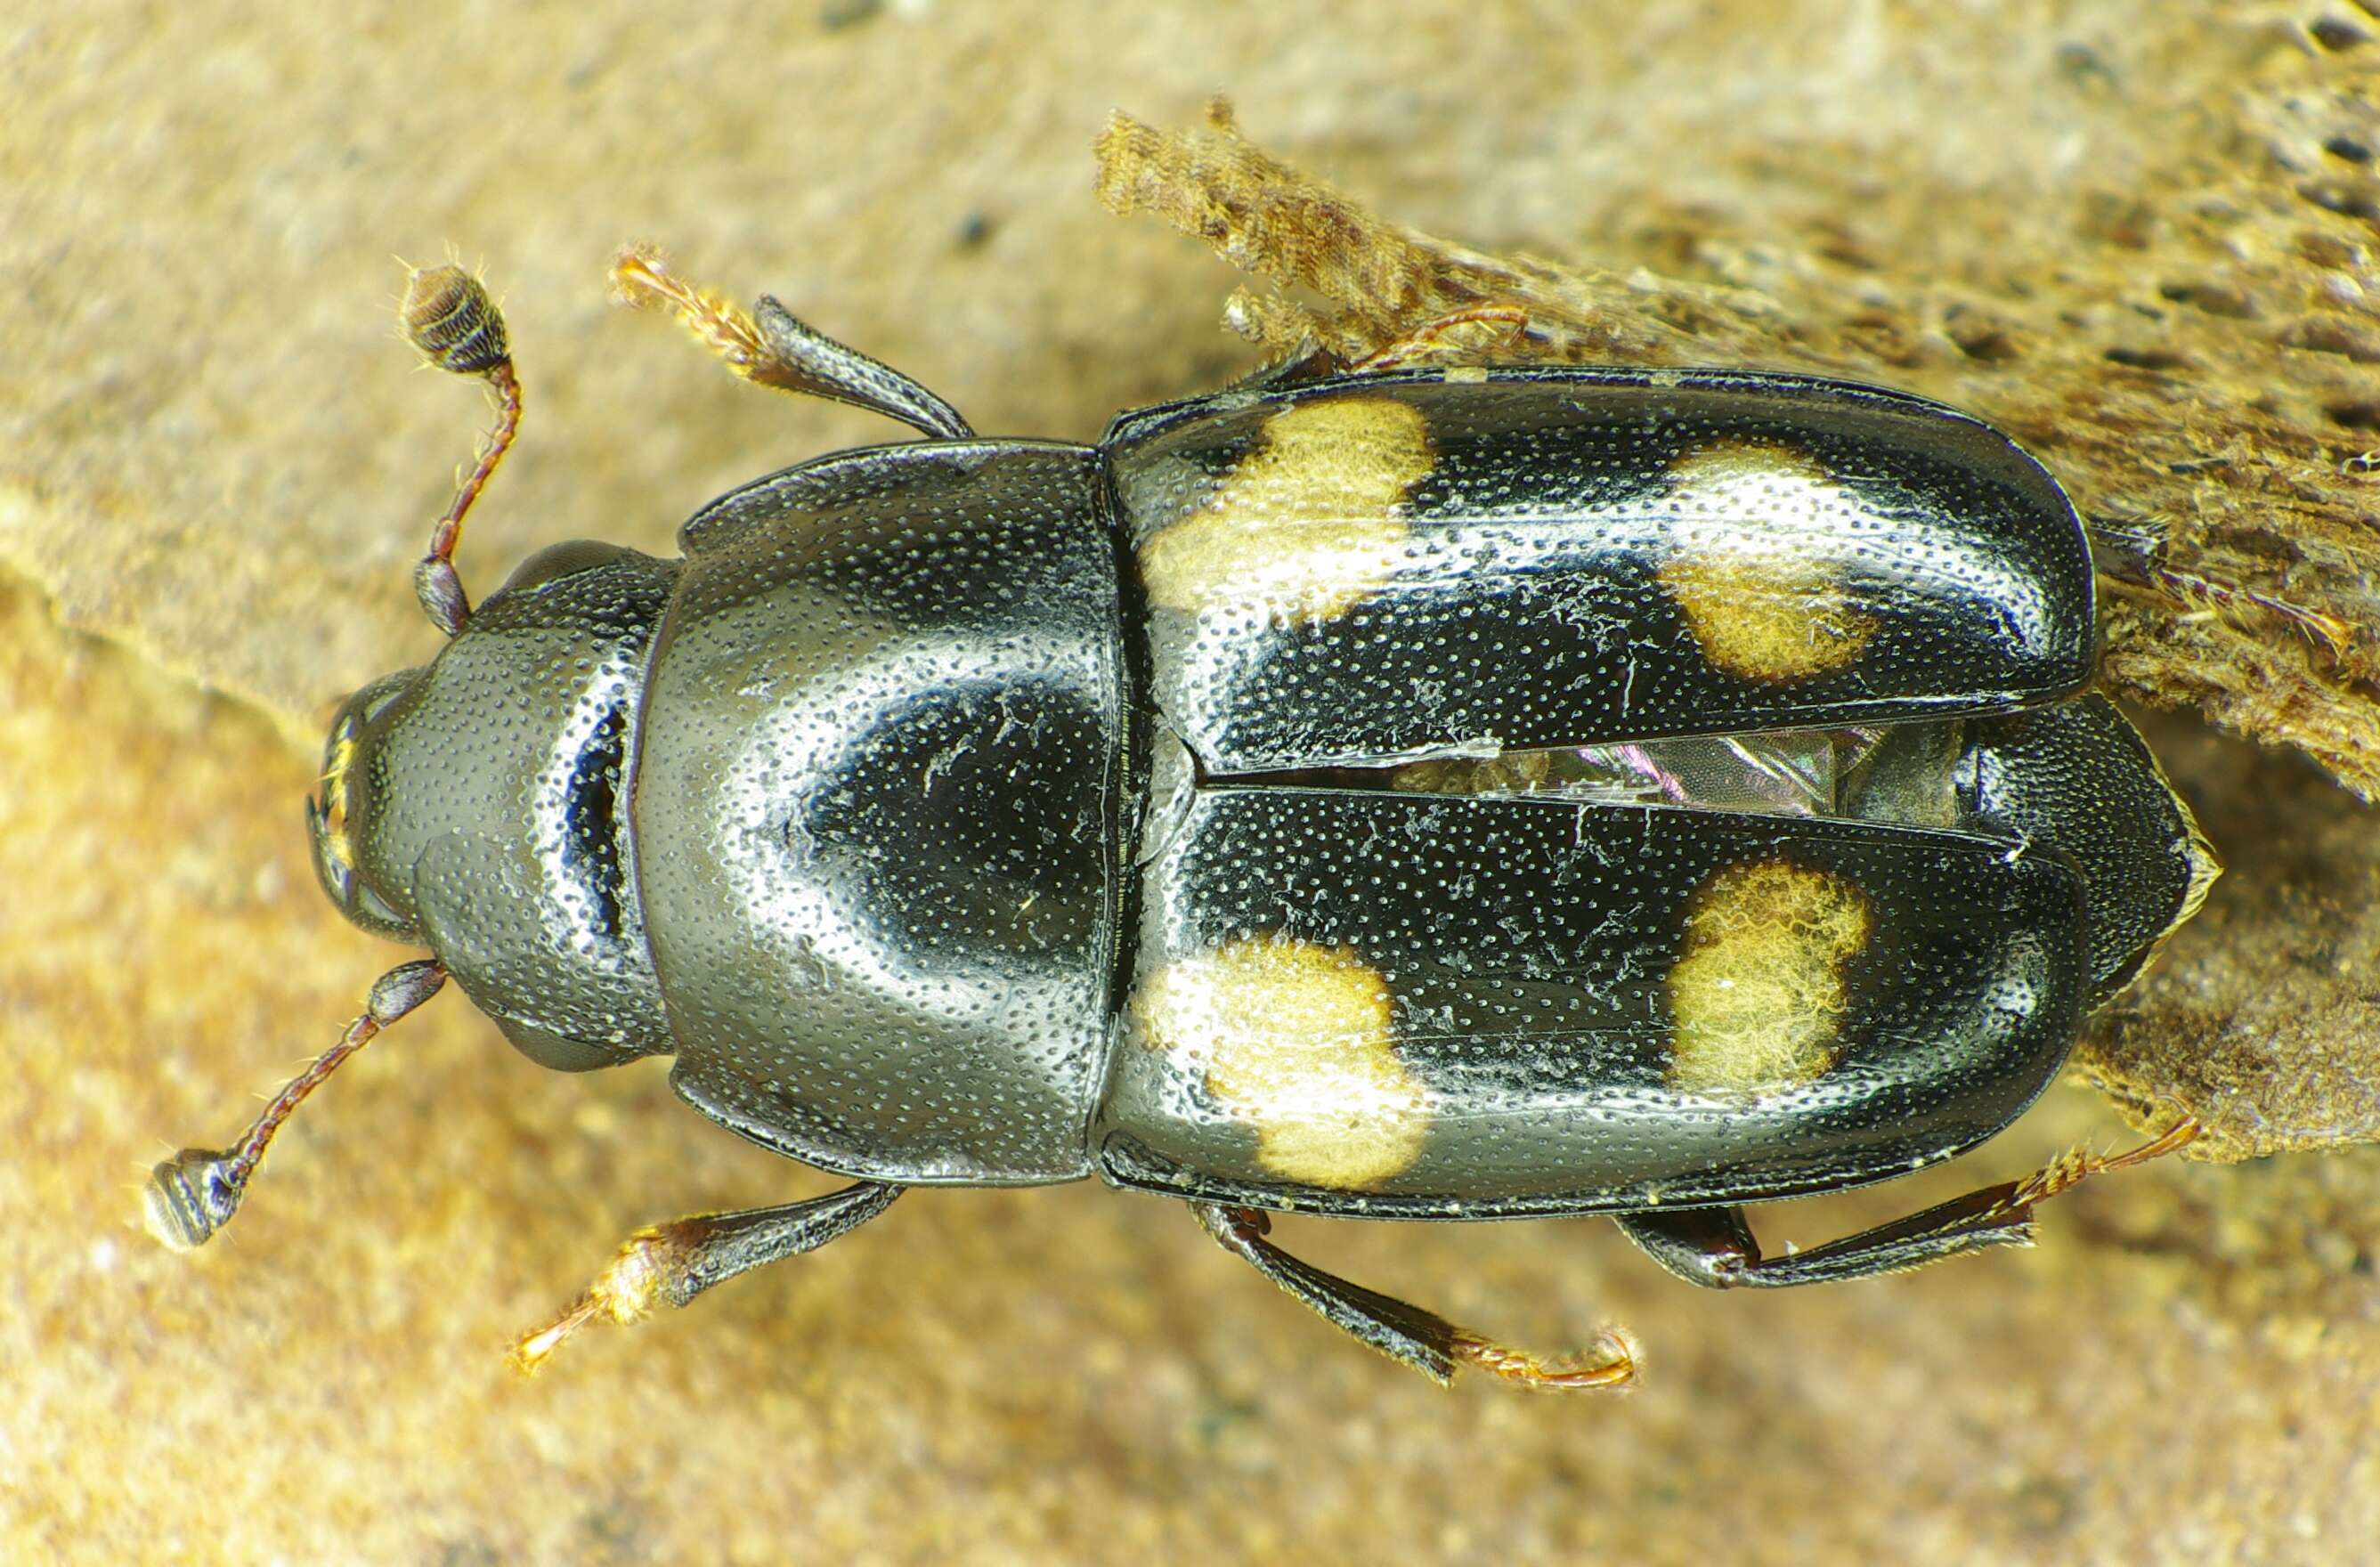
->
4, 4, 2376, 1563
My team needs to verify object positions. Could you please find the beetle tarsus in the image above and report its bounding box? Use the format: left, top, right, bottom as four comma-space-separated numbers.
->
2003, 1113, 2201, 1210
510, 1239, 671, 1374
511, 1181, 904, 1372
142, 961, 447, 1250
398, 265, 522, 637
1450, 1327, 1638, 1392
610, 243, 768, 369
1228, 301, 1533, 385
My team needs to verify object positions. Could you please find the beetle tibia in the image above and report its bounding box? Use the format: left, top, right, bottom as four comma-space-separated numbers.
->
1195, 1203, 1639, 1392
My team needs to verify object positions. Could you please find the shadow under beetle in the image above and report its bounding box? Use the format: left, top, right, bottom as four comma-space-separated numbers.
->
149, 246, 2217, 1388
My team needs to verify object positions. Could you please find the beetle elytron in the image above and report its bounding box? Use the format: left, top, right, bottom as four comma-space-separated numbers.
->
149, 246, 2216, 1388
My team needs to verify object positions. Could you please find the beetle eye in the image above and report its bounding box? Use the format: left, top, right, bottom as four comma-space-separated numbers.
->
306, 765, 417, 940
305, 795, 355, 901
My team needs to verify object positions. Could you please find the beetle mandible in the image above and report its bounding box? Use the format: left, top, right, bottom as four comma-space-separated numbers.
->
148, 245, 2216, 1388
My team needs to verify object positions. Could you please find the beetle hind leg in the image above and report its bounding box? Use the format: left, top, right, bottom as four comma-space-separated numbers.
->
1232, 302, 1536, 388
1344, 305, 1533, 372
1193, 1204, 1636, 1392
609, 243, 973, 440
511, 1181, 902, 1372
1617, 1116, 2200, 1290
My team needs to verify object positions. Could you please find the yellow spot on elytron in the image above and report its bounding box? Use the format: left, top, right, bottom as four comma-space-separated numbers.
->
1133, 936, 1431, 1188
1136, 396, 1432, 623
1666, 859, 1872, 1096
1658, 437, 1878, 681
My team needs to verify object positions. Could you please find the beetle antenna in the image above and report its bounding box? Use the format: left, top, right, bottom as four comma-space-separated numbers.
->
399, 264, 522, 637
143, 962, 447, 1250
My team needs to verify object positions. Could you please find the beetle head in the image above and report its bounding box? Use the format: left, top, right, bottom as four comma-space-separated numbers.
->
305, 540, 681, 1072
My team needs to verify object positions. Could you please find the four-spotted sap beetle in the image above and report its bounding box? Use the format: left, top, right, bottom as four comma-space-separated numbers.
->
148, 248, 2216, 1389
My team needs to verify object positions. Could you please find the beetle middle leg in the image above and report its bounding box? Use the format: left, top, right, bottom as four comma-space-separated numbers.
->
1193, 1204, 1637, 1391
510, 1181, 903, 1371
609, 243, 973, 440
1615, 1116, 2200, 1290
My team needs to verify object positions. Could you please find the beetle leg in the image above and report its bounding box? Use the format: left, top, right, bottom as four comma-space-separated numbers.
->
397, 265, 522, 637
1614, 1199, 2036, 1289
1233, 304, 1535, 386
609, 243, 974, 441
1192, 1204, 1636, 1392
1615, 1116, 2201, 1289
511, 1181, 902, 1372
1344, 306, 1533, 373
1226, 332, 1336, 391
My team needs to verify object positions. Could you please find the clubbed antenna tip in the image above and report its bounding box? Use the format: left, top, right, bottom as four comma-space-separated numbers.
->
401, 264, 511, 378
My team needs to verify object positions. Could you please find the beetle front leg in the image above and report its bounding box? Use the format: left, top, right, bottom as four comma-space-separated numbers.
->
609, 244, 974, 440
1193, 1204, 1636, 1392
512, 1181, 903, 1372
1616, 1116, 2200, 1289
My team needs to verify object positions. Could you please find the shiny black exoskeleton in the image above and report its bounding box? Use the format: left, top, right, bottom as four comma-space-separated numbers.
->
150, 258, 2214, 1388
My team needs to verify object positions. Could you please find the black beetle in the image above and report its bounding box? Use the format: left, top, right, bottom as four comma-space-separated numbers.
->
149, 248, 2215, 1388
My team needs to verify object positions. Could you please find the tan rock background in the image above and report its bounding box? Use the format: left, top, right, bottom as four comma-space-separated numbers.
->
4, 4, 2376, 1563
